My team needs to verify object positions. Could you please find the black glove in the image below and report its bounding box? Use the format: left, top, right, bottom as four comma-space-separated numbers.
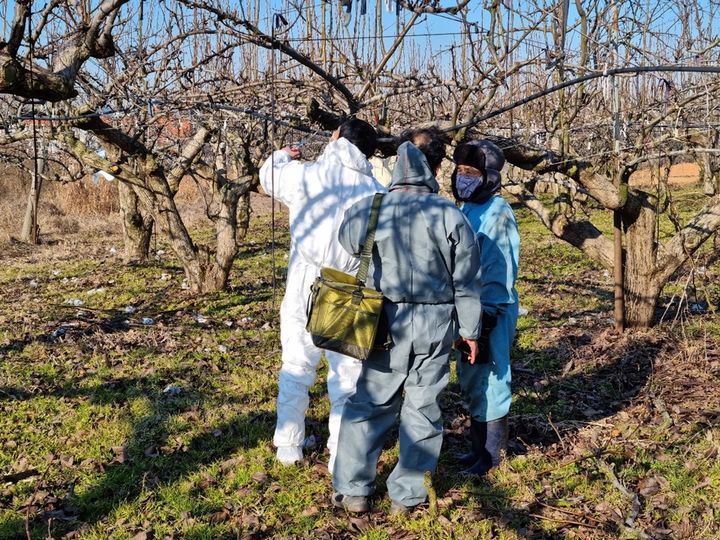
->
475, 311, 498, 364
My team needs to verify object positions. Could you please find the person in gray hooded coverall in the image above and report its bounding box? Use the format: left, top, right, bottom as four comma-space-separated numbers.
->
331, 142, 483, 514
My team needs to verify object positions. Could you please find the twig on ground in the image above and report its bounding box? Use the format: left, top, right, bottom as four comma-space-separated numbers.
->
528, 512, 601, 529
596, 458, 649, 539
547, 414, 567, 452
536, 500, 604, 523
539, 447, 606, 475
0, 470, 40, 484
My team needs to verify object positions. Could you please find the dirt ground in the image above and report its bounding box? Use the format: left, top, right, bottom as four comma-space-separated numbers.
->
629, 162, 699, 187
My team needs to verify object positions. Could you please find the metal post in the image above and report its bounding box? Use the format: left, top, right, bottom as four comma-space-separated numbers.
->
611, 0, 625, 331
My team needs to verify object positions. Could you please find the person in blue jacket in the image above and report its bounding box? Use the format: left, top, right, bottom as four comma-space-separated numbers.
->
451, 139, 520, 476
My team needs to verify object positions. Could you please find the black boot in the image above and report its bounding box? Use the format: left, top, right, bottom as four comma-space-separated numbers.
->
455, 418, 485, 466
461, 416, 508, 477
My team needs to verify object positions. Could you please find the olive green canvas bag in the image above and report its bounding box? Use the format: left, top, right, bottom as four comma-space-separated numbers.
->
306, 193, 386, 360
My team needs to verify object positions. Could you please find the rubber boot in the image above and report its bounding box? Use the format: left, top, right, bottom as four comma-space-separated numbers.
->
461, 416, 508, 477
455, 418, 485, 466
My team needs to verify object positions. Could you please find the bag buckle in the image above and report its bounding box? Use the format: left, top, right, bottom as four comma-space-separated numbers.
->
351, 288, 363, 305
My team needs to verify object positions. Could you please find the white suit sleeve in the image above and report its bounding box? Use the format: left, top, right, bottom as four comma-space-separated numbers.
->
259, 150, 307, 207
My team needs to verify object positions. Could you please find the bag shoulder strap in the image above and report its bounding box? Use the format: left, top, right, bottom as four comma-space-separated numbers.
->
356, 192, 385, 285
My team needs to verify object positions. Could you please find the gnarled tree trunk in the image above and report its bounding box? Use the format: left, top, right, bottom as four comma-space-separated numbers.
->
622, 190, 663, 327
118, 181, 154, 263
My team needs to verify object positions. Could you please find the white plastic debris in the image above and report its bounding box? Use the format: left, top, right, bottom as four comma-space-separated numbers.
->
159, 273, 171, 281
156, 250, 165, 257
193, 314, 208, 324
123, 305, 136, 314
518, 307, 529, 317
162, 384, 182, 395
223, 320, 233, 327
109, 246, 118, 254
86, 287, 106, 295
29, 279, 39, 288
65, 298, 85, 307
218, 344, 228, 353
181, 280, 190, 290
141, 317, 155, 325
52, 270, 60, 276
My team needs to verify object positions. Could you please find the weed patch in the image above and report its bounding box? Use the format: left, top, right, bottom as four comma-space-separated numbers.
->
1, 198, 718, 539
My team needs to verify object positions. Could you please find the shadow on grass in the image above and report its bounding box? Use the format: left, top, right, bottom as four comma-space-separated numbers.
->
2, 364, 277, 539
436, 330, 663, 538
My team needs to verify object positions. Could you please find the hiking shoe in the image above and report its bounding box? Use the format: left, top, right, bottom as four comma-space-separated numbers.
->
276, 446, 302, 466
389, 500, 413, 515
331, 492, 370, 513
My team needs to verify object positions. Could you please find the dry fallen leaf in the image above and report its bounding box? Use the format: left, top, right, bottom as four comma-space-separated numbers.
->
251, 471, 268, 483
637, 476, 661, 496
111, 446, 129, 464
208, 509, 230, 523
301, 505, 319, 517
348, 515, 370, 532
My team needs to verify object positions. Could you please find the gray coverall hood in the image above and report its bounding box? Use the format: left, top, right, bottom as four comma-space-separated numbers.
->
389, 142, 440, 193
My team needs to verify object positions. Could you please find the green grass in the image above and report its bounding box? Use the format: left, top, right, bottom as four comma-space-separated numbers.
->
1, 197, 719, 539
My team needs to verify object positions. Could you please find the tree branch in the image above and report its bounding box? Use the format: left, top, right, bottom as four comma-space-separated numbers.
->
0, 0, 129, 102
654, 197, 720, 284
397, 0, 471, 15
178, 0, 361, 113
4, 1, 30, 56
167, 127, 213, 192
508, 178, 615, 270
485, 135, 623, 209
356, 11, 421, 102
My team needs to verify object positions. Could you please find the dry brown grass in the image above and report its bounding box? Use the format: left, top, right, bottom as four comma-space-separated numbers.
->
0, 168, 121, 242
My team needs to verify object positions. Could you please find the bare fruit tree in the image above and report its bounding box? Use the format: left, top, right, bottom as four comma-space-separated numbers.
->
0, 0, 274, 291
458, 0, 720, 327
1, 0, 719, 323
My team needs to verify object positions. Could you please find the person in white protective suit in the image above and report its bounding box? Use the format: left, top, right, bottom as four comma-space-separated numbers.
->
259, 119, 386, 472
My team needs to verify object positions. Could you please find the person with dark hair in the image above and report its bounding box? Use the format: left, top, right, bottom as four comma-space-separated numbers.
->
339, 117, 378, 159
400, 126, 451, 173
330, 142, 483, 514
259, 119, 385, 473
450, 139, 520, 477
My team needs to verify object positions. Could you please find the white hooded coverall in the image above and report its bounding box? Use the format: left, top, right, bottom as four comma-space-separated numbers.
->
259, 138, 386, 471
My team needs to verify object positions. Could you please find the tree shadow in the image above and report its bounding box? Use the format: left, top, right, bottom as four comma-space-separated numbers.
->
437, 329, 663, 538
2, 363, 277, 539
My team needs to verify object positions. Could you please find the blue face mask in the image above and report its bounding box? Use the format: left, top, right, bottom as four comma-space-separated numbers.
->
456, 174, 486, 199
454, 172, 501, 203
